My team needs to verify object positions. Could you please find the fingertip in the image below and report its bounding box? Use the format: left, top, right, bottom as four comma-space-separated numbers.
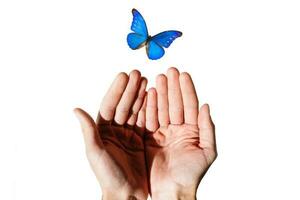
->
199, 103, 214, 128
147, 88, 157, 108
148, 87, 157, 94
205, 103, 210, 112
73, 107, 79, 114
74, 108, 89, 131
73, 108, 84, 120
114, 72, 129, 89
167, 67, 179, 72
147, 88, 157, 103
156, 74, 167, 85
116, 72, 129, 83
167, 67, 180, 75
129, 69, 141, 79
73, 108, 95, 125
180, 71, 190, 77
201, 103, 210, 114
156, 73, 166, 80
127, 70, 141, 88
179, 72, 193, 90
140, 77, 148, 87
179, 72, 191, 81
117, 72, 128, 78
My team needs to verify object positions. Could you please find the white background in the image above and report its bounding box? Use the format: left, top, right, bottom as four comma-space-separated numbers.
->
1, 0, 300, 199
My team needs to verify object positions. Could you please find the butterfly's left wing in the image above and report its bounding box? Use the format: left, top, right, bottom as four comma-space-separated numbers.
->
146, 40, 165, 60
130, 8, 148, 36
127, 9, 149, 50
151, 30, 182, 48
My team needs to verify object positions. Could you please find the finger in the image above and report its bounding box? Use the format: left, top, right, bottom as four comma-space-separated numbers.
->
146, 88, 159, 132
135, 93, 147, 135
114, 70, 141, 125
179, 72, 199, 125
74, 108, 104, 153
167, 67, 184, 124
97, 72, 128, 124
156, 74, 170, 127
198, 104, 217, 161
127, 77, 147, 126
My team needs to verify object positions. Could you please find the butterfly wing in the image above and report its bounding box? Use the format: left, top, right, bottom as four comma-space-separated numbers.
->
127, 33, 147, 49
151, 30, 182, 48
127, 9, 149, 50
146, 40, 165, 60
146, 30, 182, 60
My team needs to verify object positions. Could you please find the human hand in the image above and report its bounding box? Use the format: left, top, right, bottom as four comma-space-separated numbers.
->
144, 68, 217, 200
74, 70, 148, 200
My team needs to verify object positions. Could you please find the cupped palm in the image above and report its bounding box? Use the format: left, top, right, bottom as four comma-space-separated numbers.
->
144, 68, 217, 196
75, 71, 149, 199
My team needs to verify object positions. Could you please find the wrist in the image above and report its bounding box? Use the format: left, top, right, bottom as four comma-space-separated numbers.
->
151, 187, 197, 200
102, 189, 147, 200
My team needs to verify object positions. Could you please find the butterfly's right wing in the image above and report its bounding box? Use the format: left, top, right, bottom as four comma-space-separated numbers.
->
151, 30, 182, 48
127, 9, 149, 49
146, 30, 182, 60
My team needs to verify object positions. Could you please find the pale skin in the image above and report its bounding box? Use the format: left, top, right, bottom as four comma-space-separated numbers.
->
74, 67, 217, 200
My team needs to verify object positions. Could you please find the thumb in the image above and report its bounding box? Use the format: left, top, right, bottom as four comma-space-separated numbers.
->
198, 104, 216, 152
74, 108, 104, 153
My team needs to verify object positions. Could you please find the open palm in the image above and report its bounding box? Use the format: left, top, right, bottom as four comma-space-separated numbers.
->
74, 71, 148, 200
144, 68, 217, 198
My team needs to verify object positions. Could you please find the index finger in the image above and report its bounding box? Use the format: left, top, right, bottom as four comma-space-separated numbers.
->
97, 72, 129, 124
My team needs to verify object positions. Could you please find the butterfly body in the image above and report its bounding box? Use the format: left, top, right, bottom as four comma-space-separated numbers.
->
127, 9, 182, 60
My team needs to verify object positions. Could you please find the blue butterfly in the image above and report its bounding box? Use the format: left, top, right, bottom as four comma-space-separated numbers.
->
127, 8, 182, 60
